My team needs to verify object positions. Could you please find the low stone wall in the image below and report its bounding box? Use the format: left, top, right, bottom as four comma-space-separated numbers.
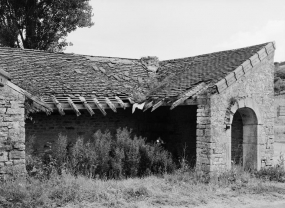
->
0, 84, 25, 179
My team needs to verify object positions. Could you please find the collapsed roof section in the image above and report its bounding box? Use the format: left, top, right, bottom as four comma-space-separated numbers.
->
0, 42, 275, 115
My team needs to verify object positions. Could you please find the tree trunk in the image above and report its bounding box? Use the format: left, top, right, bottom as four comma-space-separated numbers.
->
24, 0, 37, 49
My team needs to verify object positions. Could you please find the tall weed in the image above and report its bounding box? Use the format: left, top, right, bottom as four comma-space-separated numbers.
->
27, 128, 176, 180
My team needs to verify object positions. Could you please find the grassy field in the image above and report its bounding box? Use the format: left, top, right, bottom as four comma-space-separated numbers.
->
1, 131, 283, 208
1, 166, 285, 208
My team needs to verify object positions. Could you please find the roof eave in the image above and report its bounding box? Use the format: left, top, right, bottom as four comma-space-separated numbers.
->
0, 68, 11, 80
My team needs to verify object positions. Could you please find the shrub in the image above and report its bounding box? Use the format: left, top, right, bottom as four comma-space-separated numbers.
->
93, 130, 112, 177
69, 137, 91, 177
115, 128, 141, 177
26, 135, 55, 180
27, 128, 176, 180
253, 166, 285, 182
52, 134, 68, 172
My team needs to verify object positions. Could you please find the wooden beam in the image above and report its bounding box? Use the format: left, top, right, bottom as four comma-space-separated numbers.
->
105, 97, 117, 112
67, 97, 81, 116
151, 100, 164, 112
51, 96, 65, 115
92, 96, 107, 116
7, 81, 53, 112
115, 96, 126, 109
170, 83, 207, 110
183, 99, 198, 105
143, 101, 153, 112
128, 97, 135, 104
79, 96, 95, 116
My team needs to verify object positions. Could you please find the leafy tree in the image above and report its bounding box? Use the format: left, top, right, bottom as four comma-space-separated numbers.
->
0, 0, 93, 51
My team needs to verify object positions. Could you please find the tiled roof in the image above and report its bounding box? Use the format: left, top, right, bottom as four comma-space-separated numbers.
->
0, 48, 152, 99
149, 42, 269, 100
0, 42, 271, 105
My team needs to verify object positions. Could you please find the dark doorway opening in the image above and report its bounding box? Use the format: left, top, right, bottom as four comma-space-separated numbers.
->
231, 107, 258, 170
136, 105, 197, 167
231, 111, 243, 165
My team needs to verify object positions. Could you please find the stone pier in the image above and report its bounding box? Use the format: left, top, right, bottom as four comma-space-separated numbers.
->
0, 69, 25, 179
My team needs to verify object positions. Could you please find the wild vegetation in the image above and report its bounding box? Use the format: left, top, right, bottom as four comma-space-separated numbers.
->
274, 62, 285, 94
0, 128, 285, 208
26, 128, 175, 180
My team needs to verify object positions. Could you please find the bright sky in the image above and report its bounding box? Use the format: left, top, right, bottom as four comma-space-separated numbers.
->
65, 0, 285, 62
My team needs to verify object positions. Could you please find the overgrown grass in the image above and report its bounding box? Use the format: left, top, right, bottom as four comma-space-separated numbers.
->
1, 165, 285, 208
1, 129, 285, 207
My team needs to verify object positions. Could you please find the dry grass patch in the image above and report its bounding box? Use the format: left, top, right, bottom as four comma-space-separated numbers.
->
2, 167, 285, 208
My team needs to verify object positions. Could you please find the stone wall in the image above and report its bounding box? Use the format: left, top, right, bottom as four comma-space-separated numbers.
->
273, 95, 285, 165
195, 92, 212, 171
0, 83, 25, 178
208, 52, 275, 171
274, 95, 285, 142
26, 105, 197, 164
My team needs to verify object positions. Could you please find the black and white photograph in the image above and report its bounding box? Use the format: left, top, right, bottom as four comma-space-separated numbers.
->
0, 0, 285, 207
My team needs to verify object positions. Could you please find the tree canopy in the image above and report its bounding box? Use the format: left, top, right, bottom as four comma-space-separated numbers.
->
0, 0, 93, 51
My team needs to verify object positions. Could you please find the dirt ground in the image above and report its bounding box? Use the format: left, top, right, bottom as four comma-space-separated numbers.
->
63, 192, 285, 208
64, 199, 285, 208
197, 199, 285, 208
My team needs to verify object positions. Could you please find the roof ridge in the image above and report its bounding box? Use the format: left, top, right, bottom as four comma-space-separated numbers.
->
83, 55, 139, 61
160, 42, 270, 62
0, 46, 140, 61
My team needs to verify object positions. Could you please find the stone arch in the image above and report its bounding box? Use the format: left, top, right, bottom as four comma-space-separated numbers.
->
229, 97, 263, 125
229, 97, 262, 170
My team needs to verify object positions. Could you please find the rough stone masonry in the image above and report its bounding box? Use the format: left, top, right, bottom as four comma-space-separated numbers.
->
196, 51, 275, 172
0, 71, 25, 179
0, 42, 276, 177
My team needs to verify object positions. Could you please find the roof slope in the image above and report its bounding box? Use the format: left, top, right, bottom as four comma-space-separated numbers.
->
0, 48, 149, 99
150, 43, 269, 99
0, 42, 271, 105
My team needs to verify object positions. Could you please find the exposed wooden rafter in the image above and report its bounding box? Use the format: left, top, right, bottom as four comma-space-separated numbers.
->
67, 97, 81, 116
128, 97, 135, 104
151, 99, 164, 112
170, 82, 207, 110
105, 97, 117, 112
51, 96, 65, 115
143, 101, 153, 112
92, 96, 107, 116
115, 96, 126, 109
79, 96, 95, 116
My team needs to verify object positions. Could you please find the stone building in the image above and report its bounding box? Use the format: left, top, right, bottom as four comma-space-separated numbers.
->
0, 67, 50, 178
0, 42, 276, 174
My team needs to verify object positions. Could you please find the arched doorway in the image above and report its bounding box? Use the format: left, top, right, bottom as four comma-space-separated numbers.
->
231, 107, 258, 170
